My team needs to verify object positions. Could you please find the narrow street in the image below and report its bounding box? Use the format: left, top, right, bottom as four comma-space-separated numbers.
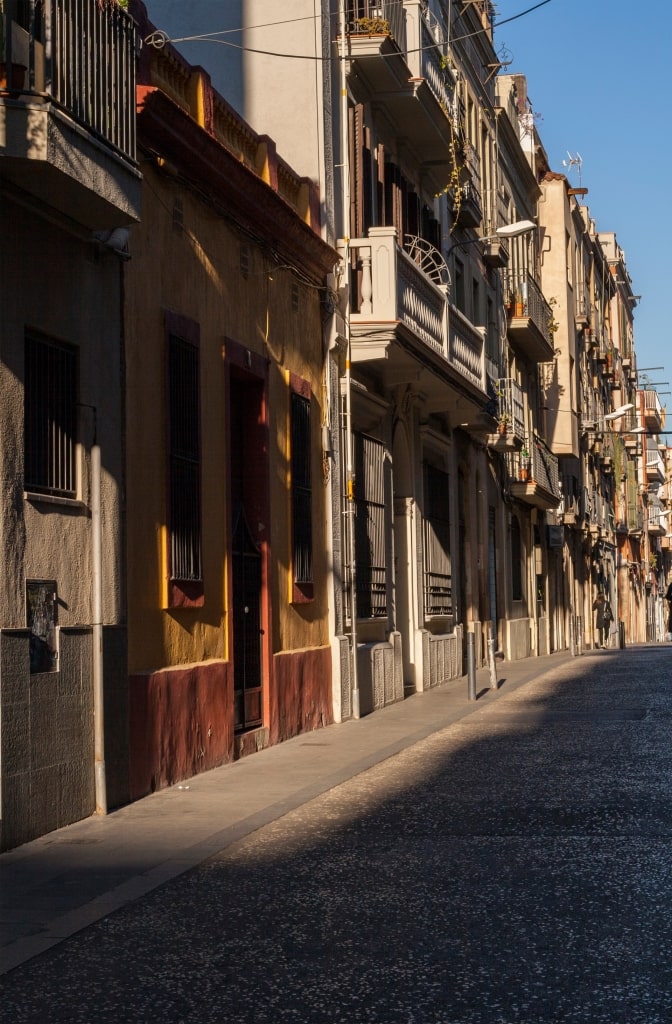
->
2, 645, 672, 1023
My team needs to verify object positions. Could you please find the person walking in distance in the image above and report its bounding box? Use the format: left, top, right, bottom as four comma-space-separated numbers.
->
666, 578, 672, 639
593, 591, 612, 649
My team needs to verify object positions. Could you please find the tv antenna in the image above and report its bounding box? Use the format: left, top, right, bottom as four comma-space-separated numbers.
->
562, 151, 583, 188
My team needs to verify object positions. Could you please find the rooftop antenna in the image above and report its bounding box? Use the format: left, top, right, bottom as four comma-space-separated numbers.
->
562, 151, 583, 188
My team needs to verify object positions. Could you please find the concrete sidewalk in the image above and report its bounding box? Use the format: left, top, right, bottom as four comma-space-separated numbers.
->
0, 650, 574, 975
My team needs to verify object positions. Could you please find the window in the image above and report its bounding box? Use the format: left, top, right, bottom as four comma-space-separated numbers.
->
24, 333, 77, 497
168, 331, 202, 591
290, 387, 313, 598
423, 463, 452, 617
354, 432, 387, 618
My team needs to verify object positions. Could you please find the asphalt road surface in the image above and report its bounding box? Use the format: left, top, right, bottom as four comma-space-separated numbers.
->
2, 645, 672, 1022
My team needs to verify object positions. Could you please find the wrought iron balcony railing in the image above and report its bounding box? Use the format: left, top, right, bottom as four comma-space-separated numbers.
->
503, 269, 554, 348
2, 0, 136, 161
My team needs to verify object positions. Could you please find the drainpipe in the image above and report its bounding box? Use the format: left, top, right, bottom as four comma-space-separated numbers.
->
92, 427, 107, 814
339, 0, 359, 719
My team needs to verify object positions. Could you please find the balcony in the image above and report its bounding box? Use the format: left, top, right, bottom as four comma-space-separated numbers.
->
341, 2, 456, 194
348, 227, 486, 399
640, 389, 664, 433
646, 445, 666, 484
507, 435, 561, 510
627, 502, 645, 535
488, 377, 525, 448
503, 270, 556, 362
1, 0, 140, 228
558, 473, 581, 526
450, 177, 483, 229
648, 500, 669, 537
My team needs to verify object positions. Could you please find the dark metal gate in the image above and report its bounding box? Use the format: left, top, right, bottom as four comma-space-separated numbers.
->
232, 506, 263, 731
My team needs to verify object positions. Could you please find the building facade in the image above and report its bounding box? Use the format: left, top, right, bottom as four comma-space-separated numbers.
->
0, 0, 140, 848
125, 9, 339, 798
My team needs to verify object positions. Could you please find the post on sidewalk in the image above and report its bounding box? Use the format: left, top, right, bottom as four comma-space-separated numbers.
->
467, 631, 477, 701
487, 624, 498, 689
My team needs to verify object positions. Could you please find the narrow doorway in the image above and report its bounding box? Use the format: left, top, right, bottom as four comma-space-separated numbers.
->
230, 372, 265, 731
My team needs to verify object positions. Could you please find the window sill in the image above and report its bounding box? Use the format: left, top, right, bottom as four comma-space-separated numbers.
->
292, 581, 314, 604
169, 579, 205, 608
24, 491, 85, 510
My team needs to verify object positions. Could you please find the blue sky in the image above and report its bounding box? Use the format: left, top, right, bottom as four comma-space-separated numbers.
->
495, 0, 671, 412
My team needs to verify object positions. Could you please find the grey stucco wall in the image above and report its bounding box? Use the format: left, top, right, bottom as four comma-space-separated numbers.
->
1, 628, 95, 850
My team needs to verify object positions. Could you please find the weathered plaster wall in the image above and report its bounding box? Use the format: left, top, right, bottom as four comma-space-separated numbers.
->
128, 660, 233, 800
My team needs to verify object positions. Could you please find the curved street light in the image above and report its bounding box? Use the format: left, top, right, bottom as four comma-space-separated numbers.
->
446, 219, 536, 259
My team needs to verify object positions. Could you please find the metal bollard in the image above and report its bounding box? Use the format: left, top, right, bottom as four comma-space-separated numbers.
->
487, 626, 498, 689
467, 631, 477, 701
619, 620, 625, 649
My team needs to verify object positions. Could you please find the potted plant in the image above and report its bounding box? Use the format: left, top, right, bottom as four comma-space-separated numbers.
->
354, 16, 390, 35
497, 412, 510, 436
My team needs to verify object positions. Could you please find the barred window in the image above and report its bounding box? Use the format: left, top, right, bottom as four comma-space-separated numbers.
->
354, 432, 387, 618
291, 391, 313, 586
168, 333, 202, 582
423, 463, 452, 617
24, 333, 77, 498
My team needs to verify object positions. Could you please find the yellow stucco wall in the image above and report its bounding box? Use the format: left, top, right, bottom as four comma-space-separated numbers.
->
125, 168, 329, 673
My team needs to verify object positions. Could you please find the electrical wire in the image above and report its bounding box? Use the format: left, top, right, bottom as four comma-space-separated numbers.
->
145, 1, 554, 62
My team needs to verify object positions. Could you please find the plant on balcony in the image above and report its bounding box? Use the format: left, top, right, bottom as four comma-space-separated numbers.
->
519, 447, 530, 481
547, 296, 559, 334
512, 289, 525, 317
605, 345, 614, 372
354, 16, 390, 34
497, 411, 511, 435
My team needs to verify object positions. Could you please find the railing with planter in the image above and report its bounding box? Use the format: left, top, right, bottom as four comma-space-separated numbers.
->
503, 269, 554, 348
496, 378, 525, 440
346, 0, 406, 48
511, 434, 561, 498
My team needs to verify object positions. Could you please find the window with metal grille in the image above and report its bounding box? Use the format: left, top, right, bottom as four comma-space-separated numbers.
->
24, 333, 77, 497
423, 463, 452, 617
168, 333, 202, 582
354, 432, 387, 618
291, 390, 313, 587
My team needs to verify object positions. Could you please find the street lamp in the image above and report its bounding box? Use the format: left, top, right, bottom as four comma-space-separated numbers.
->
446, 219, 536, 259
605, 403, 634, 422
